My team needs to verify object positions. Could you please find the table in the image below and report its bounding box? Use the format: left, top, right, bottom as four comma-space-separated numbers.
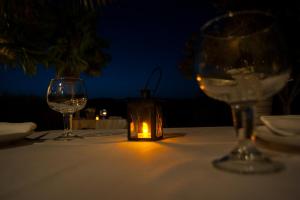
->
0, 127, 300, 200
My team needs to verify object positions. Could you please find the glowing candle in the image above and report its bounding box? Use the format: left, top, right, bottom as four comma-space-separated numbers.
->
138, 122, 151, 138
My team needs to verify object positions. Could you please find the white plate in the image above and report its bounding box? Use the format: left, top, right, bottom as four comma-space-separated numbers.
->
0, 131, 34, 144
256, 126, 300, 149
260, 115, 300, 136
0, 122, 37, 144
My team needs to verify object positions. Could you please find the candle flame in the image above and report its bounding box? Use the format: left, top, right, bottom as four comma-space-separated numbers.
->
142, 122, 148, 133
95, 116, 100, 121
137, 122, 151, 138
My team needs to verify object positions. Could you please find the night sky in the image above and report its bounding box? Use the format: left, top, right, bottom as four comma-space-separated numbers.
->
0, 0, 216, 99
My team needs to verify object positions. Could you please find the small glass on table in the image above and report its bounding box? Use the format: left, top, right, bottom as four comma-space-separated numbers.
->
47, 77, 87, 140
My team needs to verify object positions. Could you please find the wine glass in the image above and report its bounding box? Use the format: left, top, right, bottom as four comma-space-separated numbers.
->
196, 11, 290, 174
47, 77, 87, 140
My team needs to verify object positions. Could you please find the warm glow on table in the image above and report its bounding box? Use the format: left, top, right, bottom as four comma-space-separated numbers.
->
1, 127, 299, 199
95, 116, 100, 121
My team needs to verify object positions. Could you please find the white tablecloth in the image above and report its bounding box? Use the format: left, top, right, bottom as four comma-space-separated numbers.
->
0, 127, 300, 200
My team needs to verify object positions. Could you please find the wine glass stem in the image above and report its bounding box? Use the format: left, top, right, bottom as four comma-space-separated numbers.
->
63, 113, 73, 137
231, 104, 255, 144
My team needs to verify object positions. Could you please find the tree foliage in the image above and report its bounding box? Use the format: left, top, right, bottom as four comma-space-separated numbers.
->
0, 0, 112, 76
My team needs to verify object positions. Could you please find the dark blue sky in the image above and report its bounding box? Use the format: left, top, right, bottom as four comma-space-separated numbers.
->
0, 0, 216, 99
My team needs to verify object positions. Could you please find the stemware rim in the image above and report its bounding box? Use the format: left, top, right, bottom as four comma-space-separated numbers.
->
50, 77, 84, 81
200, 10, 275, 40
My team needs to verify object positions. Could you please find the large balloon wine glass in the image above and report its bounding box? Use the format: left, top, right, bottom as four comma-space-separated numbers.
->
196, 11, 290, 174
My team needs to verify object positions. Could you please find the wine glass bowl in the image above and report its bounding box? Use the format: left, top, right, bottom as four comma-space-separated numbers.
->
47, 77, 87, 140
196, 11, 290, 174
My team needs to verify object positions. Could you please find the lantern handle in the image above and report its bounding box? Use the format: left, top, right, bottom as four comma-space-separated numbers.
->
143, 65, 162, 97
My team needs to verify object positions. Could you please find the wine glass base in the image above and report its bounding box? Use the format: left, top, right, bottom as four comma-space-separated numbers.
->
212, 145, 284, 174
54, 133, 84, 141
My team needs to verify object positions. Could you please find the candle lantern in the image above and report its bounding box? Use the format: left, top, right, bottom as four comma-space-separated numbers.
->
127, 89, 163, 141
